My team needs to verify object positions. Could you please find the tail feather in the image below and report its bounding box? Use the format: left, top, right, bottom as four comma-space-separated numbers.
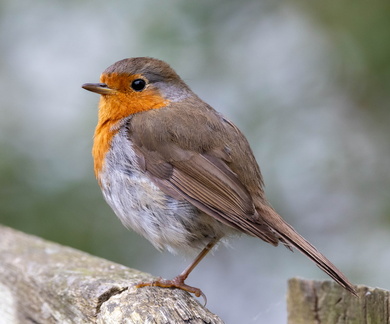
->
261, 207, 357, 296
278, 223, 357, 296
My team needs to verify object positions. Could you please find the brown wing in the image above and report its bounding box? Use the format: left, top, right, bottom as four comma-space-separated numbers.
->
134, 137, 357, 295
132, 140, 279, 246
126, 105, 357, 295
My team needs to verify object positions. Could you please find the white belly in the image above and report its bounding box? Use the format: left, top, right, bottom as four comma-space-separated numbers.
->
97, 130, 234, 255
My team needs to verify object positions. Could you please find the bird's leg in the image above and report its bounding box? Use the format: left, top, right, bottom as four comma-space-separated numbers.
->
136, 238, 219, 301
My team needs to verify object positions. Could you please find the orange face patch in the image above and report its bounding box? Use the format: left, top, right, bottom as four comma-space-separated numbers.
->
92, 73, 169, 177
98, 73, 169, 119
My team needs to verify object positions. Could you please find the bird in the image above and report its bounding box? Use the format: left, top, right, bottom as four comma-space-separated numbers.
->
82, 57, 356, 299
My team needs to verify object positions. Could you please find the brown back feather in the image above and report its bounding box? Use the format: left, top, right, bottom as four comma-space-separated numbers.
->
128, 97, 356, 295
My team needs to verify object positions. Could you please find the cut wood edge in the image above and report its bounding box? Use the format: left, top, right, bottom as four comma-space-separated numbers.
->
287, 277, 389, 324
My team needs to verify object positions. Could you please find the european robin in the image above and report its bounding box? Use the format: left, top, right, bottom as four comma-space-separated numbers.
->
82, 57, 356, 299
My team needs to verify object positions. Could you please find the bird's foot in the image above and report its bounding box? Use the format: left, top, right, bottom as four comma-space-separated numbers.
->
136, 275, 207, 304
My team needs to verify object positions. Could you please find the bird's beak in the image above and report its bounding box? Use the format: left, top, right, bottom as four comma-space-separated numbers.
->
82, 83, 115, 95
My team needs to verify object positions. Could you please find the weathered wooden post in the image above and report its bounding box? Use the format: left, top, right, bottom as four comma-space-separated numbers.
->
0, 225, 223, 323
287, 277, 389, 324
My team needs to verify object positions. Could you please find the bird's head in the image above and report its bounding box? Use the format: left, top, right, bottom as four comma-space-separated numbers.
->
82, 57, 192, 121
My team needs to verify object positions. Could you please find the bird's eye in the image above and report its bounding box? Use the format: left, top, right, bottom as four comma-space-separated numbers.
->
131, 79, 146, 91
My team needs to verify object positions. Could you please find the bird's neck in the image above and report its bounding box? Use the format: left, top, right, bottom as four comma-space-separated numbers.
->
92, 93, 167, 177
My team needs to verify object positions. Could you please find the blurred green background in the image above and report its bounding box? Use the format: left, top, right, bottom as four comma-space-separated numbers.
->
1, 1, 389, 323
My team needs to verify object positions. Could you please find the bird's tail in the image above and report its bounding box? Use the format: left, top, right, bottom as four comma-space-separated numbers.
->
261, 206, 357, 296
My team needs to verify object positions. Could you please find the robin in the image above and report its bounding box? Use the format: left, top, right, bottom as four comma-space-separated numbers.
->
82, 57, 356, 299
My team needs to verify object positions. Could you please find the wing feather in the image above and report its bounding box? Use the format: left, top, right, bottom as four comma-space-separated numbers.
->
132, 142, 279, 245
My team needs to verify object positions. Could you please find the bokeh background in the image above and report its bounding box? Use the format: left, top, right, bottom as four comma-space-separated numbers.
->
1, 1, 390, 323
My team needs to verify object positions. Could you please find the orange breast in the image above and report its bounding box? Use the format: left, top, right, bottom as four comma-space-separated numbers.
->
92, 79, 169, 178
93, 119, 118, 178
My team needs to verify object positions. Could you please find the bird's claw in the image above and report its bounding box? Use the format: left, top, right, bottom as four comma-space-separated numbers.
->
136, 276, 207, 305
